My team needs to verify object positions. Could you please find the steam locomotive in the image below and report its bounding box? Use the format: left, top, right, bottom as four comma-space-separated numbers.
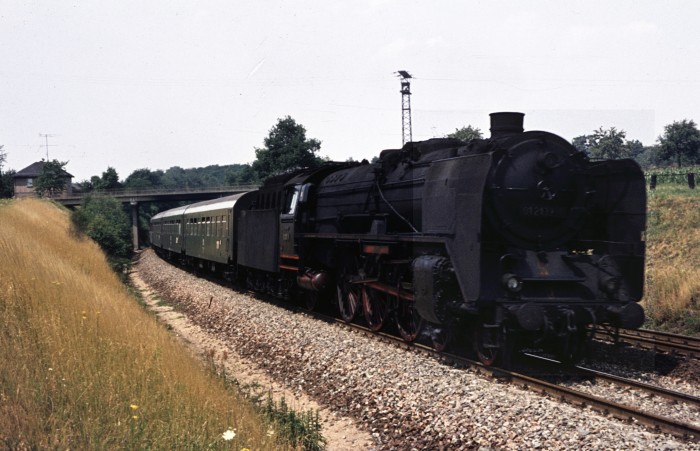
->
150, 112, 646, 365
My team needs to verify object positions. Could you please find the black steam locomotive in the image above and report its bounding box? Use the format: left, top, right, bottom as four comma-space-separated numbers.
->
151, 112, 646, 365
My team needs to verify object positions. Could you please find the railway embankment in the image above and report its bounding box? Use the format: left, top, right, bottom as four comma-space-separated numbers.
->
136, 248, 699, 450
644, 187, 700, 335
0, 199, 287, 450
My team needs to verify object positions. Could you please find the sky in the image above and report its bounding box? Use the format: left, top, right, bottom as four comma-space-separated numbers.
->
2, 0, 699, 181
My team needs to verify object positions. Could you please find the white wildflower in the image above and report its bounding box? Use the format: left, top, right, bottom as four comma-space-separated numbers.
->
222, 429, 236, 441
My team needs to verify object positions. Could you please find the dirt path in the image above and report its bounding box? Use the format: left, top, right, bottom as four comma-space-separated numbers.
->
129, 264, 375, 450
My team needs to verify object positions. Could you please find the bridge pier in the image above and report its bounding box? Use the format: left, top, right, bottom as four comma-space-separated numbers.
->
130, 200, 139, 251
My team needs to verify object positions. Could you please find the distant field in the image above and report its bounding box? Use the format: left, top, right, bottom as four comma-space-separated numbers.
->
0, 199, 281, 449
643, 184, 700, 335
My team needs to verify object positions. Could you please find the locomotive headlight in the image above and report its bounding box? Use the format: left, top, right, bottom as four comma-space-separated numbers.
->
502, 273, 523, 293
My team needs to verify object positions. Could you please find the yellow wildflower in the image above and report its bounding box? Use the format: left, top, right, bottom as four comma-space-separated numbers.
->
130, 404, 139, 410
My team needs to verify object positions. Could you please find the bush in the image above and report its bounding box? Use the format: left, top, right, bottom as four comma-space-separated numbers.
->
71, 195, 132, 259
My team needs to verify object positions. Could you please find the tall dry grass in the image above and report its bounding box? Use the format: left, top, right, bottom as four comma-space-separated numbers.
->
0, 198, 279, 449
643, 185, 700, 334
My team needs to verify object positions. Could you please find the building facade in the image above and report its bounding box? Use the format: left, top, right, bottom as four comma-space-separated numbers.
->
13, 161, 73, 198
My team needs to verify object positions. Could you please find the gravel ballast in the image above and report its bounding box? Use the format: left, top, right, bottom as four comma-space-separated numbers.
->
136, 249, 698, 450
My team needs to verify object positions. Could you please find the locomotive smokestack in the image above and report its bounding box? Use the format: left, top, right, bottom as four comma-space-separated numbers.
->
489, 112, 524, 138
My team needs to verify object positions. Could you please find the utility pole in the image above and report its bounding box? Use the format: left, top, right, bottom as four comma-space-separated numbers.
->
397, 70, 413, 145
39, 133, 57, 160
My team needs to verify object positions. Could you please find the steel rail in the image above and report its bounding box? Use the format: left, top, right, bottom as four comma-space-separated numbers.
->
500, 367, 700, 442
154, 255, 700, 443
322, 318, 700, 442
577, 365, 700, 407
523, 353, 700, 408
595, 327, 700, 359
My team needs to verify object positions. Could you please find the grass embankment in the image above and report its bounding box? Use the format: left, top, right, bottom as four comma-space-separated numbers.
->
0, 199, 280, 449
644, 184, 700, 335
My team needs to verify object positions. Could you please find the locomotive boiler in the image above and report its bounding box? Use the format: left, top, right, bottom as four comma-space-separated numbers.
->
151, 112, 646, 365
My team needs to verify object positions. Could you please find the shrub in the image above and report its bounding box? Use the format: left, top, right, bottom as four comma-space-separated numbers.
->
71, 195, 132, 259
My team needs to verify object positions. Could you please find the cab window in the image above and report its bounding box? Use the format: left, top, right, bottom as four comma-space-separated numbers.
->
286, 185, 301, 215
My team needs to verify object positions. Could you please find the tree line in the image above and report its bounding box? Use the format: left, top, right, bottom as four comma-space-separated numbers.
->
1, 115, 698, 263
72, 115, 324, 194
2, 116, 698, 201
447, 119, 700, 169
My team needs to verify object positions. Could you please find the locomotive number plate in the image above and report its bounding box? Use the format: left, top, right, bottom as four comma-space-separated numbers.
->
521, 205, 566, 218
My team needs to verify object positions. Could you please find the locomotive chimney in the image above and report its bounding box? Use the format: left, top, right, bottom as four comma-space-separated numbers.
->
489, 112, 524, 138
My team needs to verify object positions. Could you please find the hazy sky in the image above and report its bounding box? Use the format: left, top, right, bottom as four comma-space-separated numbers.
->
2, 1, 699, 181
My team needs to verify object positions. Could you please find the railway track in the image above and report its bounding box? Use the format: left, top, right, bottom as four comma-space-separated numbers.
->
160, 260, 700, 443
318, 313, 700, 443
595, 327, 700, 359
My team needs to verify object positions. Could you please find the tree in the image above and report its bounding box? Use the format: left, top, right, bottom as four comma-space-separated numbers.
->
634, 145, 662, 170
572, 127, 641, 160
626, 139, 645, 160
572, 135, 590, 154
100, 167, 122, 190
446, 125, 483, 142
588, 127, 629, 160
0, 145, 7, 197
124, 168, 164, 189
226, 164, 258, 185
658, 119, 700, 168
160, 166, 187, 188
34, 159, 70, 197
71, 195, 131, 258
252, 116, 323, 181
89, 176, 102, 190
0, 169, 15, 198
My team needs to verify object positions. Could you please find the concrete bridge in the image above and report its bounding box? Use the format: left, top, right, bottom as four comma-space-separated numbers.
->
53, 185, 258, 250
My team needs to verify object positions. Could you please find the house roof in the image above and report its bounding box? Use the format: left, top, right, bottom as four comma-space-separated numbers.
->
14, 161, 73, 178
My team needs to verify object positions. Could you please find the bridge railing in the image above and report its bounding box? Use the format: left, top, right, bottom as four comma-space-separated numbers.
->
50, 184, 260, 200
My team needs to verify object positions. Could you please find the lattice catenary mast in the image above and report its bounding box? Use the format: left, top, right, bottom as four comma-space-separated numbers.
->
397, 70, 413, 145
